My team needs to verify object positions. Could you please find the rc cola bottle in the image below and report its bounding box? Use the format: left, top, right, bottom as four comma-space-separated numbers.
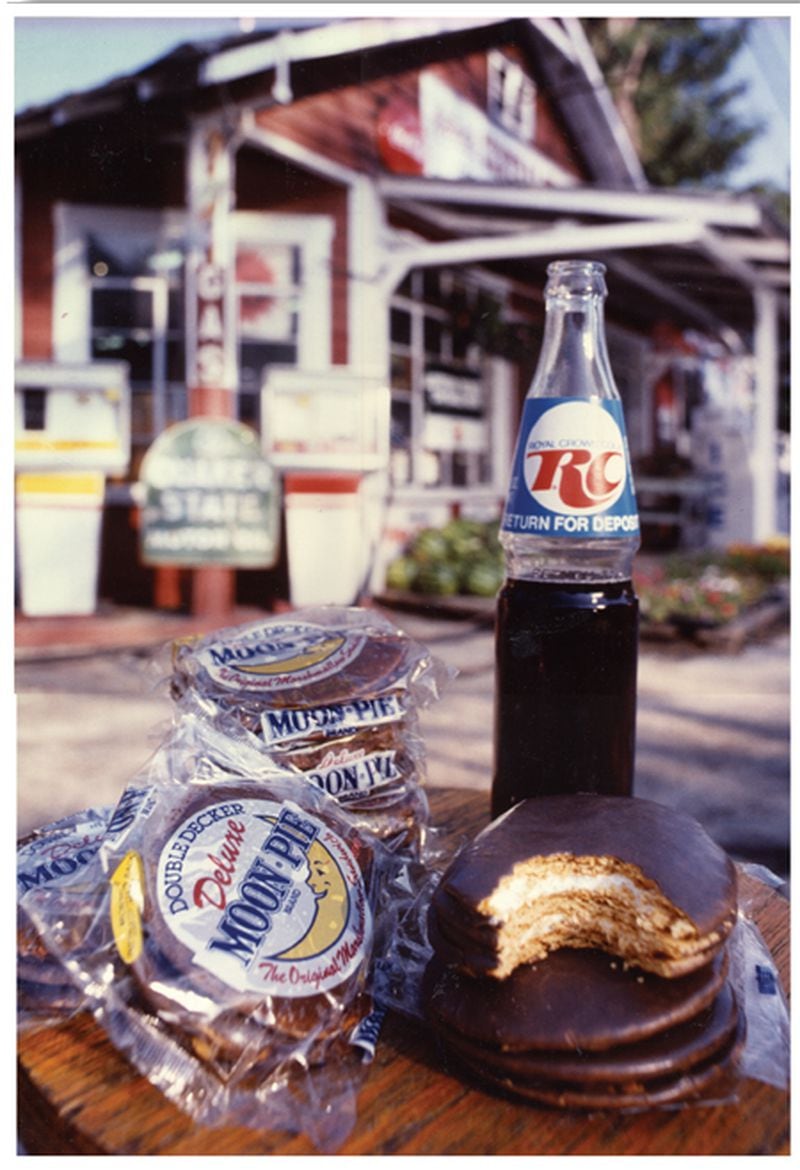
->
492, 260, 640, 818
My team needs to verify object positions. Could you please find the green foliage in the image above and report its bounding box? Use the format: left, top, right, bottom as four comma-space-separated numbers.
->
385, 518, 505, 599
582, 17, 764, 188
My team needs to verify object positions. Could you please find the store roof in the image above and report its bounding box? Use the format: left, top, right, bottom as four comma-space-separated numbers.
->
15, 16, 644, 190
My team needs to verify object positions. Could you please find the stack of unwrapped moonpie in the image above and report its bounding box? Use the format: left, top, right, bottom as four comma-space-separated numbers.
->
423, 794, 744, 1110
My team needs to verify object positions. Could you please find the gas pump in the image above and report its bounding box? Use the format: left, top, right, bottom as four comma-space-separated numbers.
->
261, 367, 390, 607
15, 361, 131, 616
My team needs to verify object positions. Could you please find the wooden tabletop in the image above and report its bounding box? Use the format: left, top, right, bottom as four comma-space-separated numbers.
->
18, 787, 790, 1157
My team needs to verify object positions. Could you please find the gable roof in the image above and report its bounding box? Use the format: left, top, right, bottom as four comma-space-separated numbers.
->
15, 15, 645, 189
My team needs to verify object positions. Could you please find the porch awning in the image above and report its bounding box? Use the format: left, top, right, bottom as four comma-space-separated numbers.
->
376, 175, 790, 350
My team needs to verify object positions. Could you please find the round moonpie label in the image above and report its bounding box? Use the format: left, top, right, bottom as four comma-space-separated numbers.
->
196, 621, 367, 694
502, 398, 639, 539
156, 797, 371, 997
17, 810, 110, 898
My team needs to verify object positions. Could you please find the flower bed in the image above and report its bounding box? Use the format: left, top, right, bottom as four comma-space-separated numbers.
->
634, 540, 790, 643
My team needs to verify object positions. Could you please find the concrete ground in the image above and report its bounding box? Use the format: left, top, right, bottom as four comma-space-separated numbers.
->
15, 607, 790, 879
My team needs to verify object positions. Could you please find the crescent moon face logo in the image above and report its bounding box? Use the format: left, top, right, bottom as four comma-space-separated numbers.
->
271, 839, 351, 961
157, 799, 371, 997
234, 635, 346, 677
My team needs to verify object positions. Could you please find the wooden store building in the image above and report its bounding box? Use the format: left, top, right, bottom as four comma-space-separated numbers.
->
14, 15, 790, 616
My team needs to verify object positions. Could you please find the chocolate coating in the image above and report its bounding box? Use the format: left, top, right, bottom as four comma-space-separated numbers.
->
442, 795, 736, 924
432, 979, 739, 1083
423, 947, 730, 1053
450, 1014, 744, 1111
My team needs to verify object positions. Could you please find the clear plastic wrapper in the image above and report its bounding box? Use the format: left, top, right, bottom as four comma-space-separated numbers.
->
166, 607, 454, 854
729, 863, 790, 1091
17, 806, 113, 1029
20, 741, 411, 1151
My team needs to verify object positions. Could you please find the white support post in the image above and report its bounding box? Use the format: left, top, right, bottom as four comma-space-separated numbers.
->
348, 176, 391, 376
347, 176, 395, 596
751, 285, 779, 542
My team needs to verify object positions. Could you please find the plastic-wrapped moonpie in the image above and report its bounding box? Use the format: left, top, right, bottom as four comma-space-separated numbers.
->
169, 608, 451, 850
97, 778, 378, 1083
17, 807, 111, 1023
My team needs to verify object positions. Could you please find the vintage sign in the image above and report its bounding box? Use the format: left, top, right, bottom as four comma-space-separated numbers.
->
262, 367, 390, 471
423, 367, 487, 453
418, 72, 568, 186
376, 99, 424, 174
188, 258, 233, 390
139, 418, 280, 567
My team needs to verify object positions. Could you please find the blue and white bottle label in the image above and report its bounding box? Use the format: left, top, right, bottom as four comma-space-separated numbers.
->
502, 398, 639, 538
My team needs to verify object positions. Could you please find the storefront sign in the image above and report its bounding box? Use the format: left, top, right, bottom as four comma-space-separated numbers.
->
377, 99, 424, 174
186, 123, 236, 392
189, 259, 231, 389
139, 418, 279, 567
418, 72, 567, 186
423, 367, 487, 453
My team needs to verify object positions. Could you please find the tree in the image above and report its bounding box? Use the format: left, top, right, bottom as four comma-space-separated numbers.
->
582, 17, 763, 189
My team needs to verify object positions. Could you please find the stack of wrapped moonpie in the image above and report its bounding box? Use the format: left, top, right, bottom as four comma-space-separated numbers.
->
423, 794, 744, 1110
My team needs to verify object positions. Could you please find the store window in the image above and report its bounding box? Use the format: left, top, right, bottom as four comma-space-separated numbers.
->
233, 212, 333, 430
87, 232, 187, 455
235, 240, 301, 427
487, 49, 536, 142
54, 205, 333, 480
389, 269, 497, 493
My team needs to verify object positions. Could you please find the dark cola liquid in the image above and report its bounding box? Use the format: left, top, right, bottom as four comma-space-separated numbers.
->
491, 578, 638, 818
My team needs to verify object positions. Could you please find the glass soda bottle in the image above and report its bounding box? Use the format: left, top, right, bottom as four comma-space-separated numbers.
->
492, 259, 640, 818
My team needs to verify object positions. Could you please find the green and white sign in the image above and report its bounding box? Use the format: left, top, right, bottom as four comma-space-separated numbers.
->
139, 419, 280, 568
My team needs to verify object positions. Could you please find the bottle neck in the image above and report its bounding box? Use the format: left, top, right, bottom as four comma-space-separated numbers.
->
530, 290, 618, 402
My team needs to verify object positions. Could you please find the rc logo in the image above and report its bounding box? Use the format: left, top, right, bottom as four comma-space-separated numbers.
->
524, 401, 627, 516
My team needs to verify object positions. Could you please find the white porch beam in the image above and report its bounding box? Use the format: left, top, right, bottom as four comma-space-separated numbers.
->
381, 217, 707, 290
377, 175, 766, 231
200, 18, 498, 87
696, 228, 771, 292
725, 237, 790, 263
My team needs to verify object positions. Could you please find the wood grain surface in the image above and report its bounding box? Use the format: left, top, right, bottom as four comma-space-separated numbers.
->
18, 787, 790, 1156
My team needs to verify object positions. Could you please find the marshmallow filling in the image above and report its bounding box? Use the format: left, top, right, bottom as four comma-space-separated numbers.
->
477, 854, 720, 980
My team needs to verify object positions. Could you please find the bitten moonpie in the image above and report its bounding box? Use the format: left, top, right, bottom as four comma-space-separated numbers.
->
429, 794, 738, 980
